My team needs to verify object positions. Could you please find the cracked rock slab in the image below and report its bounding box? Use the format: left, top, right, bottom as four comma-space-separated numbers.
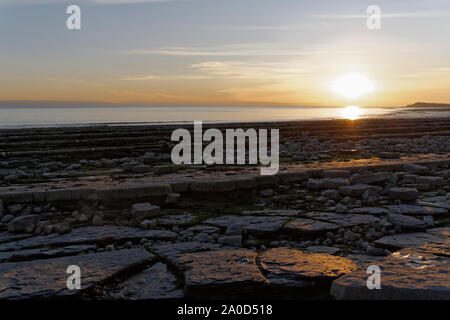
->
331, 248, 450, 300
0, 248, 154, 300
109, 262, 184, 299
259, 248, 357, 283
175, 250, 267, 298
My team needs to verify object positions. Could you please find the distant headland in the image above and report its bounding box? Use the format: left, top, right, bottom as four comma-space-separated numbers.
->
406, 102, 450, 108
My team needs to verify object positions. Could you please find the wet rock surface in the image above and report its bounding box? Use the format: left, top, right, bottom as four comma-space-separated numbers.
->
0, 249, 153, 299
331, 247, 450, 300
0, 120, 449, 299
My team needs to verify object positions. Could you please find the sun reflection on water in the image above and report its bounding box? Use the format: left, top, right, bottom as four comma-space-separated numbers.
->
340, 106, 363, 120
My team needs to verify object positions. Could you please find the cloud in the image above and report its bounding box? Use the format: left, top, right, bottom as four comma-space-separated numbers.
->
119, 74, 210, 81
2, 0, 179, 6
124, 44, 364, 57
307, 11, 450, 19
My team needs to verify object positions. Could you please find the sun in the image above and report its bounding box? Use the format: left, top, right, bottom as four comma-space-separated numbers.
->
331, 73, 374, 99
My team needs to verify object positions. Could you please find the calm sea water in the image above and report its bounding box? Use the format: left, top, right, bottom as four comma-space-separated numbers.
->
0, 105, 442, 128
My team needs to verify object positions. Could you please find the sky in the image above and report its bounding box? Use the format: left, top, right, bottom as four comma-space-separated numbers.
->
0, 0, 449, 107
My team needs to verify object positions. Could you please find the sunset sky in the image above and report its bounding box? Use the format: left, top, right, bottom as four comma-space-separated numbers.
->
1, 0, 449, 107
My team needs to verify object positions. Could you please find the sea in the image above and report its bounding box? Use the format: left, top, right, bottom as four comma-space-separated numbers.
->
0, 105, 448, 129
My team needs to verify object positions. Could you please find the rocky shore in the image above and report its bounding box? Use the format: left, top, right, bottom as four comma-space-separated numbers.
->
0, 117, 449, 300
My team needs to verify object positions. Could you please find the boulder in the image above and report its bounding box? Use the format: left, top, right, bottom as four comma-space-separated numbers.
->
131, 203, 161, 218
8, 215, 40, 232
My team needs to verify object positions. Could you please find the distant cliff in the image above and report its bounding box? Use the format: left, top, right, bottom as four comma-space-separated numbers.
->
407, 102, 450, 108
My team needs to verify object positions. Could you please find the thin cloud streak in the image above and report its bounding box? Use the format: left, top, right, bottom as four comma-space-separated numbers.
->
307, 11, 450, 19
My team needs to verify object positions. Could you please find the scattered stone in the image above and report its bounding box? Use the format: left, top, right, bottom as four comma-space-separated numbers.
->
350, 172, 392, 185
131, 203, 161, 218
165, 193, 181, 204
378, 152, 400, 159
218, 235, 242, 247
260, 189, 274, 197
387, 213, 427, 231
92, 214, 104, 226
321, 170, 350, 178
389, 188, 419, 201
387, 204, 447, 216
339, 184, 380, 197
205, 216, 288, 236
7, 204, 22, 215
403, 163, 429, 175
322, 178, 350, 189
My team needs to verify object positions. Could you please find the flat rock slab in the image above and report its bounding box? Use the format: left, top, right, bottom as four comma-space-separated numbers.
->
331, 248, 450, 299
419, 196, 450, 210
156, 213, 198, 226
259, 248, 357, 283
0, 226, 177, 251
348, 207, 388, 215
0, 244, 95, 263
283, 218, 339, 236
109, 262, 184, 299
375, 232, 446, 250
205, 216, 288, 236
241, 209, 300, 216
0, 248, 153, 300
305, 212, 380, 227
387, 213, 427, 231
387, 204, 447, 216
151, 241, 221, 265
0, 232, 32, 244
175, 250, 267, 298
306, 246, 341, 255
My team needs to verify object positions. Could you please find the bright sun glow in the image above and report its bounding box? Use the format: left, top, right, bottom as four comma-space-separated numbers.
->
331, 73, 374, 99
340, 106, 363, 120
